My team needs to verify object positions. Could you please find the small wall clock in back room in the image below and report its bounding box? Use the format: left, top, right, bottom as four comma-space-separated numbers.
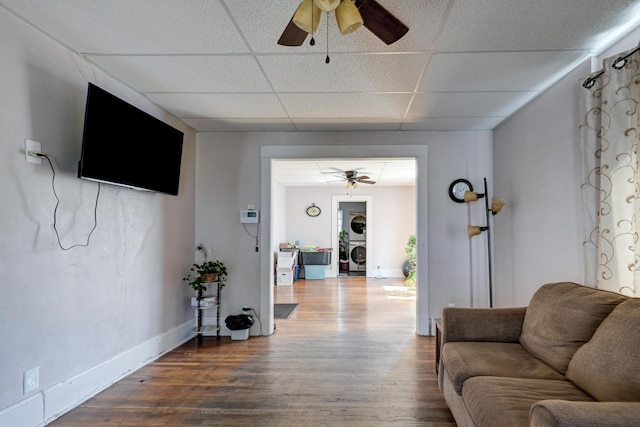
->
306, 203, 321, 217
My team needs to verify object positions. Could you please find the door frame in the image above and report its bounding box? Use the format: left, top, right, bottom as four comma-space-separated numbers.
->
260, 145, 429, 336
331, 196, 372, 277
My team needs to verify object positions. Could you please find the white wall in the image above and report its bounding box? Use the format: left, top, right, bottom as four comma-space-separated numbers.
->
284, 185, 416, 278
493, 27, 640, 306
0, 8, 196, 424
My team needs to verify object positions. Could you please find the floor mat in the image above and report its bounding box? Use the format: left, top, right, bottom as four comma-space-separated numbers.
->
274, 303, 299, 319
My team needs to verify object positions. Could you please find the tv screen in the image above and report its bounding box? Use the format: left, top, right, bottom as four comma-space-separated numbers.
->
78, 83, 184, 196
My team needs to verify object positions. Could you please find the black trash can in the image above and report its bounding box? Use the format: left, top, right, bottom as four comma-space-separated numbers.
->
225, 314, 254, 340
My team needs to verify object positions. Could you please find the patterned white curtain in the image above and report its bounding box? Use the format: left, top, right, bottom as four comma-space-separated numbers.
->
580, 46, 640, 297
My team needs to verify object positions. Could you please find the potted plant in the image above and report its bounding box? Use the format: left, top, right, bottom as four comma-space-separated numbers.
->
183, 245, 228, 294
404, 234, 416, 288
184, 260, 228, 292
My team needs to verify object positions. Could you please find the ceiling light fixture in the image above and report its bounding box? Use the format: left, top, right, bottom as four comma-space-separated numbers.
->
335, 0, 364, 35
314, 0, 341, 11
293, 0, 363, 41
278, 0, 408, 49
292, 0, 321, 35
345, 180, 359, 190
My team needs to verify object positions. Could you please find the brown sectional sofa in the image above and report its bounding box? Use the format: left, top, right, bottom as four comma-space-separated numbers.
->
438, 282, 640, 426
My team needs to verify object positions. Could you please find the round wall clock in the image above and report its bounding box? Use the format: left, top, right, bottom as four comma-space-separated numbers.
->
448, 179, 473, 203
306, 203, 321, 217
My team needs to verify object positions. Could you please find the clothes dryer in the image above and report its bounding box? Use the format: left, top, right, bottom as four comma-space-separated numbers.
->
349, 212, 366, 240
349, 240, 366, 272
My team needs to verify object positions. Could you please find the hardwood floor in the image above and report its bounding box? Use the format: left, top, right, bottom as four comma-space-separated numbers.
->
49, 277, 455, 426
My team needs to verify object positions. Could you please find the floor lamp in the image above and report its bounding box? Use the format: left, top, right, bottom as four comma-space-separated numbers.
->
464, 178, 505, 308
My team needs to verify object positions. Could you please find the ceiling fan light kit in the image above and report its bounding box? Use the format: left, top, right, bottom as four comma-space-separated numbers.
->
336, 0, 363, 35
280, 0, 408, 47
293, 0, 322, 34
314, 0, 341, 12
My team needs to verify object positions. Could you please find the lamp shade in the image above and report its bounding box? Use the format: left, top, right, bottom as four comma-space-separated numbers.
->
293, 0, 322, 33
336, 0, 363, 35
463, 191, 479, 203
314, 0, 341, 12
491, 197, 506, 214
467, 225, 484, 238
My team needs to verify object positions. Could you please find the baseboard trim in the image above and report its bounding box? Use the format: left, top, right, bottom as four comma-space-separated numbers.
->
0, 319, 194, 427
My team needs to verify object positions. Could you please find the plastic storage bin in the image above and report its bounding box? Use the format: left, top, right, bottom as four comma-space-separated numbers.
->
301, 252, 331, 265
304, 265, 326, 280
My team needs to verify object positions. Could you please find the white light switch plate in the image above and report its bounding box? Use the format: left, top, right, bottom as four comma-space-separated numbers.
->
25, 139, 42, 164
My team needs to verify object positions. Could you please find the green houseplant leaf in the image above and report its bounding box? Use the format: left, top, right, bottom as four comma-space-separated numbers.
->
183, 245, 228, 293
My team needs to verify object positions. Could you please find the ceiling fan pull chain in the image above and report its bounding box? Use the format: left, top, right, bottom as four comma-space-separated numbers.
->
310, 4, 316, 45
325, 12, 330, 63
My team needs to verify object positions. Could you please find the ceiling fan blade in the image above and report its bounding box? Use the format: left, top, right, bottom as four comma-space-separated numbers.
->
278, 16, 308, 46
359, 180, 376, 185
355, 0, 409, 45
321, 167, 346, 174
356, 175, 371, 181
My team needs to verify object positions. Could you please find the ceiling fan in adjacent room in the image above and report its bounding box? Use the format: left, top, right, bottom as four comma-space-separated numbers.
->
278, 0, 409, 47
324, 168, 376, 189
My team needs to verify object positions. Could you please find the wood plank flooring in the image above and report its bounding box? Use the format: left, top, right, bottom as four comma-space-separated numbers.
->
49, 277, 455, 426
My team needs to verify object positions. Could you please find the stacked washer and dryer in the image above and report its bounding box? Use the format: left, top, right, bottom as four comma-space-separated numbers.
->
348, 212, 367, 272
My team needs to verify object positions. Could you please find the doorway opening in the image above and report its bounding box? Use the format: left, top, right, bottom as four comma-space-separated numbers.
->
335, 197, 371, 278
260, 145, 429, 336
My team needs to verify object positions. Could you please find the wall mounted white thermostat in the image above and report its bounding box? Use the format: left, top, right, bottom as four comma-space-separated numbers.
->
240, 209, 260, 223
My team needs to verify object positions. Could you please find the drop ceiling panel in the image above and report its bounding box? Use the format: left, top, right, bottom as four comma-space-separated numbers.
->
0, 0, 249, 54
2, 0, 640, 132
281, 93, 412, 118
420, 51, 589, 92
438, 0, 640, 52
87, 55, 272, 93
145, 93, 288, 119
258, 53, 426, 93
409, 91, 537, 119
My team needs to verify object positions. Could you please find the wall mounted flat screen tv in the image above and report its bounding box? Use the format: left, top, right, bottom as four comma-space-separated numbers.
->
78, 83, 184, 196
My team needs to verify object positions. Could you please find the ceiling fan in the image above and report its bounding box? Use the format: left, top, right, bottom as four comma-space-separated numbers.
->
278, 0, 409, 47
324, 168, 376, 188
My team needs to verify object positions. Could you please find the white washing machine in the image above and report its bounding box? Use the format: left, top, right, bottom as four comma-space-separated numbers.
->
349, 240, 366, 272
349, 212, 366, 240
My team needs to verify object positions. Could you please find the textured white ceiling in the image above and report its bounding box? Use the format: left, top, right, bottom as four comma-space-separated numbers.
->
1, 0, 640, 134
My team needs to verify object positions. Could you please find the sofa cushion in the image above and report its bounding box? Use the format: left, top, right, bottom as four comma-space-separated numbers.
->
519, 282, 627, 374
530, 400, 640, 427
566, 298, 640, 401
462, 377, 594, 427
442, 341, 564, 395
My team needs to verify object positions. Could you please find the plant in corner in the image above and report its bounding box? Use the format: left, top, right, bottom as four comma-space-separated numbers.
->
404, 234, 416, 288
183, 245, 228, 294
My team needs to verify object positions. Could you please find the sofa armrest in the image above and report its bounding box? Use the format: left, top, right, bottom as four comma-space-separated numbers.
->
530, 400, 640, 426
441, 306, 526, 344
